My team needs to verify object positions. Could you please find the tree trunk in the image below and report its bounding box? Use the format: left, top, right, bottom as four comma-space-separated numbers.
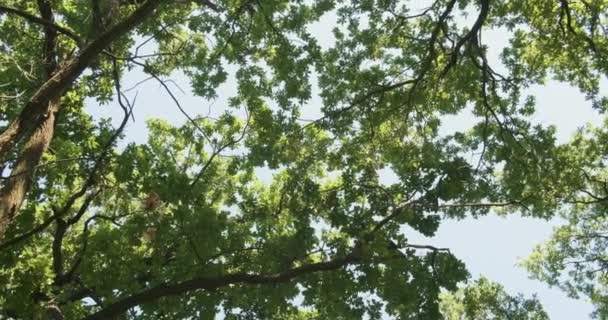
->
0, 98, 59, 239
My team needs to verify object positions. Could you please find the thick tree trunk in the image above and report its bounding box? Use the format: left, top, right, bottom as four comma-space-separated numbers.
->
0, 98, 59, 239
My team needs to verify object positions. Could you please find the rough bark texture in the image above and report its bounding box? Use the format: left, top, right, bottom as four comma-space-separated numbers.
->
0, 98, 59, 239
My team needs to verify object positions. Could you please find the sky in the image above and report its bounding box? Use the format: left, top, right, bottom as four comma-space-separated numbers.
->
85, 4, 606, 319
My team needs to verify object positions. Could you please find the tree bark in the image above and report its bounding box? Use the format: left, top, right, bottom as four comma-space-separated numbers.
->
0, 98, 59, 239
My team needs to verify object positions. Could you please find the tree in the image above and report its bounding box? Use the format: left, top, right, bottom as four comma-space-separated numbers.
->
0, 0, 606, 318
439, 277, 549, 320
522, 124, 608, 319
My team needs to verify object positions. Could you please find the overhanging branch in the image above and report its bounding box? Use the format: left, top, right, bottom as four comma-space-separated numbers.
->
0, 5, 82, 45
86, 253, 360, 319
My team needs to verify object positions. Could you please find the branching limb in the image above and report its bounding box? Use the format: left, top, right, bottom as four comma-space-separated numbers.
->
559, 0, 599, 54
0, 4, 82, 45
86, 252, 361, 319
439, 0, 490, 78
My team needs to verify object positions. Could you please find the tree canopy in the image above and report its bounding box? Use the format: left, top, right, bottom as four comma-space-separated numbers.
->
0, 0, 607, 319
440, 277, 549, 320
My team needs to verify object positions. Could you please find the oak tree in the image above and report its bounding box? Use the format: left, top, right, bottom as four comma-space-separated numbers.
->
0, 0, 607, 318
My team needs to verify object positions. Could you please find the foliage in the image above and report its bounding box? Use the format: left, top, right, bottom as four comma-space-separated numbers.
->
439, 277, 549, 320
0, 0, 607, 318
522, 122, 608, 319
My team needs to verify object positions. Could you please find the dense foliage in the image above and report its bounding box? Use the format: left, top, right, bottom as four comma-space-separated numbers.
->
0, 0, 607, 318
440, 277, 549, 320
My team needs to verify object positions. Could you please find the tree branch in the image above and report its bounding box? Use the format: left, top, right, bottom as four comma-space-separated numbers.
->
0, 0, 163, 162
0, 5, 82, 45
36, 0, 59, 77
0, 213, 55, 250
86, 253, 360, 320
439, 0, 490, 78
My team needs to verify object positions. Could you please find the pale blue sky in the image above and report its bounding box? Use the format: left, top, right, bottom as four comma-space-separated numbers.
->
86, 5, 606, 319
